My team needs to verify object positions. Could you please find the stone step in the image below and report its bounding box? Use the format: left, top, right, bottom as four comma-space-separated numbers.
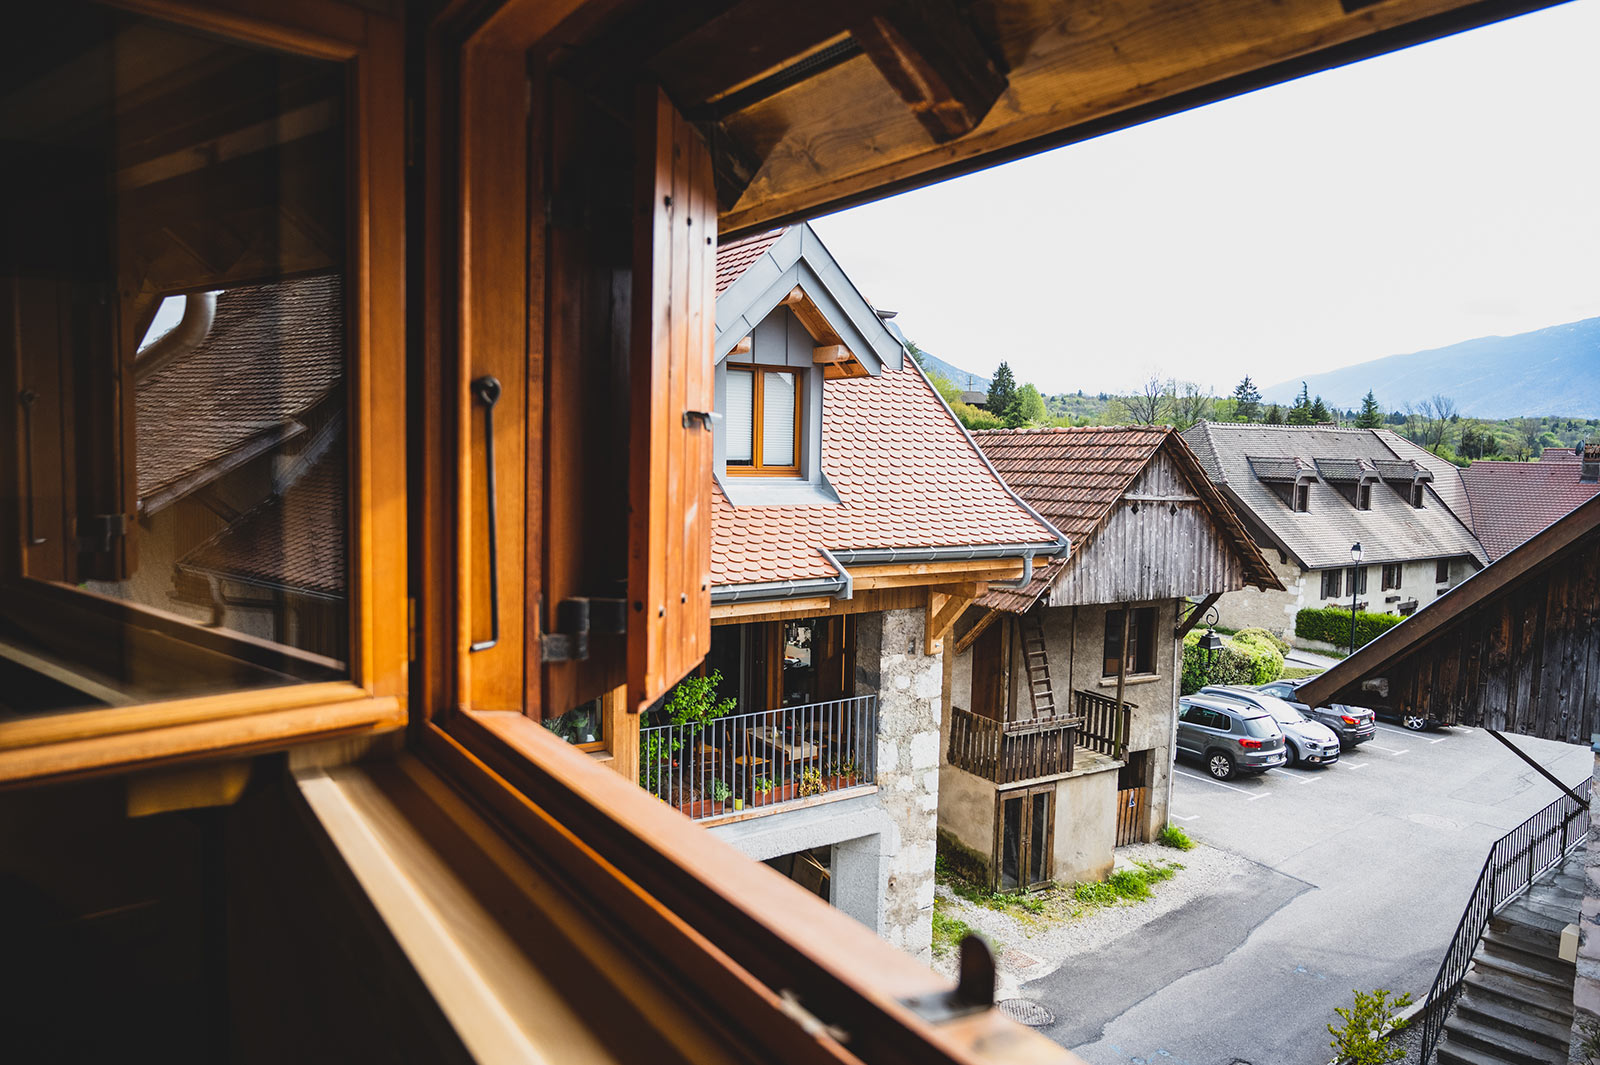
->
1504, 892, 1583, 927
1462, 968, 1577, 1026
1455, 989, 1574, 1050
1490, 912, 1565, 954
1482, 926, 1565, 967
1441, 1014, 1569, 1065
1471, 948, 1575, 993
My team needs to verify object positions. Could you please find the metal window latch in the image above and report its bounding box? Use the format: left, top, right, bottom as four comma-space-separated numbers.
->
76, 514, 129, 554
683, 410, 719, 431
898, 935, 995, 1024
470, 376, 502, 653
540, 597, 627, 663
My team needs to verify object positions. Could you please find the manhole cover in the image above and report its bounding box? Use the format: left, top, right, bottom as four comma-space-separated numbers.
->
996, 998, 1055, 1027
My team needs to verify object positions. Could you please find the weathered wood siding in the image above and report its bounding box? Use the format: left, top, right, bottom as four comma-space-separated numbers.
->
1047, 454, 1246, 607
1326, 534, 1600, 743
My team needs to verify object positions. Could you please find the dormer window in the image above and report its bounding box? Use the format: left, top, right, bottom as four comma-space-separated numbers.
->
1357, 483, 1372, 510
1293, 483, 1309, 512
725, 364, 801, 476
1581, 440, 1599, 483
1409, 483, 1425, 508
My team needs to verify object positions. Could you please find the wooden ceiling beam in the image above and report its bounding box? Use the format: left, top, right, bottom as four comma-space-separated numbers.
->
852, 0, 1007, 144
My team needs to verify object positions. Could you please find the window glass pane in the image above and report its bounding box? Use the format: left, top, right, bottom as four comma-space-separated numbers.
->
762, 371, 797, 467
725, 369, 754, 463
781, 621, 814, 707
1000, 796, 1022, 891
543, 698, 603, 745
0, 4, 348, 716
1028, 792, 1050, 885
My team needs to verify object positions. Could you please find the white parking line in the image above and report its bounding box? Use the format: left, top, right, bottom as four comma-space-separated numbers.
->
1365, 743, 1410, 755
1171, 813, 1200, 822
1374, 724, 1422, 738
1429, 736, 1450, 744
1174, 769, 1271, 799
1346, 761, 1369, 770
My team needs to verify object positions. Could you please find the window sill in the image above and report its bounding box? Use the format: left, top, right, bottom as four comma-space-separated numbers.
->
715, 470, 840, 507
0, 683, 404, 786
1097, 673, 1163, 688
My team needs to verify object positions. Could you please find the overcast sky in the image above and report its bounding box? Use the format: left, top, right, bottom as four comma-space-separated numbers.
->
810, 0, 1600, 399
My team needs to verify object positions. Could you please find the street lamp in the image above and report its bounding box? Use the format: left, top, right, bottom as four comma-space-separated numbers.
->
1198, 607, 1225, 682
1349, 542, 1363, 655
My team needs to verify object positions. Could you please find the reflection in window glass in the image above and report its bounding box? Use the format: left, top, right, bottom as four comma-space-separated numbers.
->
544, 698, 604, 747
781, 621, 814, 706
0, 3, 348, 718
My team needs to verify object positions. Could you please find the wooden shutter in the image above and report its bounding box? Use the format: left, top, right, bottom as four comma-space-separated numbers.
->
627, 88, 715, 712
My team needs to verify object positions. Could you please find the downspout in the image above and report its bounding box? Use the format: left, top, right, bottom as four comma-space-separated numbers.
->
135, 291, 217, 381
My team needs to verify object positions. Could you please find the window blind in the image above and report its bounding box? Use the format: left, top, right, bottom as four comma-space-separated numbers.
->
762, 371, 796, 466
725, 369, 754, 463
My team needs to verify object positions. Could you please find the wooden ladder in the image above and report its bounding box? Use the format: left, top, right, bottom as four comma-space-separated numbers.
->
1021, 613, 1058, 718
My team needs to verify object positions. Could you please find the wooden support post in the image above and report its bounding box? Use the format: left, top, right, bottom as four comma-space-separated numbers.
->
925, 584, 982, 656
604, 684, 639, 786
1114, 608, 1130, 758
953, 608, 999, 656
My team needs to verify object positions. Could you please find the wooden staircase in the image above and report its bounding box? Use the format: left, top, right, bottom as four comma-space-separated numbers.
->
1434, 854, 1581, 1065
1021, 613, 1058, 718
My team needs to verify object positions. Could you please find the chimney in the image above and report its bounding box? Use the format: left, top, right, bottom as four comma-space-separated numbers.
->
1582, 439, 1599, 483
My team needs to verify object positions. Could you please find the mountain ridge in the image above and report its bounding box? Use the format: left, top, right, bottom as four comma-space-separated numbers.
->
1263, 317, 1600, 418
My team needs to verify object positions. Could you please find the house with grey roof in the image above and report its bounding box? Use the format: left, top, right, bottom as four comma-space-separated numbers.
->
1182, 423, 1487, 646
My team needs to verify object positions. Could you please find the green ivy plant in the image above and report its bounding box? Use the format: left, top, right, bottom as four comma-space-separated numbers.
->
639, 671, 737, 794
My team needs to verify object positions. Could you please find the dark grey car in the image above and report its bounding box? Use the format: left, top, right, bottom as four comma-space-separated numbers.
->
1176, 694, 1288, 780
1201, 685, 1340, 767
1254, 679, 1377, 748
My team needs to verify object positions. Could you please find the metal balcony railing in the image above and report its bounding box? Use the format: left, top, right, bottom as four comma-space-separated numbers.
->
639, 695, 878, 821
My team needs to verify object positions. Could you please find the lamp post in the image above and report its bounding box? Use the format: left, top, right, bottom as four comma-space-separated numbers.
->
1198, 607, 1224, 683
1349, 541, 1363, 656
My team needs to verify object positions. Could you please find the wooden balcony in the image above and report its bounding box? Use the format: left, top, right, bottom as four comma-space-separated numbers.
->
947, 705, 1079, 785
1075, 689, 1134, 761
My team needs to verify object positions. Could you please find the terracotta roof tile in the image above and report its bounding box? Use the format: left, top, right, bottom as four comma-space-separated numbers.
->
716, 229, 784, 295
1461, 458, 1600, 560
137, 274, 342, 507
710, 362, 1057, 587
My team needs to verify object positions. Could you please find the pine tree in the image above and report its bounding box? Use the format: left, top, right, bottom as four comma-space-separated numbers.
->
1309, 395, 1331, 423
1287, 383, 1314, 425
987, 362, 1017, 416
1354, 390, 1383, 429
1263, 403, 1285, 425
1231, 375, 1262, 422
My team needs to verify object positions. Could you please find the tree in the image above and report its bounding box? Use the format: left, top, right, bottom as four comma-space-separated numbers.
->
1117, 371, 1171, 425
1309, 395, 1331, 423
1354, 390, 1383, 429
1005, 383, 1048, 427
1410, 394, 1457, 455
906, 339, 925, 366
1261, 403, 1284, 425
1287, 383, 1314, 425
987, 362, 1017, 416
1231, 376, 1262, 422
1457, 422, 1497, 460
1170, 381, 1213, 430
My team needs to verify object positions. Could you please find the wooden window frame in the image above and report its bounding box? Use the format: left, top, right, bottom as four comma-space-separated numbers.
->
1436, 558, 1451, 584
1346, 566, 1368, 596
1321, 569, 1343, 600
992, 784, 1054, 892
0, 0, 408, 787
1102, 606, 1156, 678
723, 362, 803, 477
1383, 563, 1403, 591
1293, 482, 1310, 512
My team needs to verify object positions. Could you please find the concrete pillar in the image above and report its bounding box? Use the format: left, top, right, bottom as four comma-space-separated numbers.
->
856, 607, 942, 962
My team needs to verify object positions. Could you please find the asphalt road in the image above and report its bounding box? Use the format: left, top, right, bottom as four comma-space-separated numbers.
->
1026, 722, 1593, 1065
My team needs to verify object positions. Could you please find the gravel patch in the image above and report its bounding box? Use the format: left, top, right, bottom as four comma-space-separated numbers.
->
932, 840, 1255, 995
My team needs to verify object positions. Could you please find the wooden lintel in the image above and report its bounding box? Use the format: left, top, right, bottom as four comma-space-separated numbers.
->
851, 0, 1008, 144
1175, 591, 1223, 639
925, 590, 975, 656
853, 565, 1020, 591
929, 581, 987, 598
710, 595, 838, 621
731, 335, 752, 355
696, 117, 764, 211
813, 343, 850, 364
780, 286, 844, 347
952, 608, 1000, 655
847, 559, 1022, 582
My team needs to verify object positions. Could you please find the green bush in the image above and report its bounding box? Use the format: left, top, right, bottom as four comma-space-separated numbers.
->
1234, 627, 1290, 655
1328, 988, 1411, 1064
1181, 629, 1285, 695
1157, 824, 1195, 851
1296, 606, 1403, 648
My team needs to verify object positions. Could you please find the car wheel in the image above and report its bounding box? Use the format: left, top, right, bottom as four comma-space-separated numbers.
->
1402, 713, 1427, 731
1207, 751, 1236, 780
1283, 742, 1298, 768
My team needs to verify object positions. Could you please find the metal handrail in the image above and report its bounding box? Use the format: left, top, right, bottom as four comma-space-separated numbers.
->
639, 695, 878, 822
1416, 779, 1590, 1063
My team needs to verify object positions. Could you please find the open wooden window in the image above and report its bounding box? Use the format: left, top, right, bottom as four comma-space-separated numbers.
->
1103, 607, 1156, 677
0, 0, 405, 781
723, 364, 801, 475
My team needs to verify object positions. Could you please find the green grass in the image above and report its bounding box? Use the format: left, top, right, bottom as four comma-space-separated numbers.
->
1157, 824, 1196, 850
1279, 665, 1323, 680
931, 897, 977, 957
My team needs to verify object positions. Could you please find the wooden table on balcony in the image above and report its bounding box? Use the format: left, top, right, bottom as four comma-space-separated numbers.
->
750, 724, 822, 762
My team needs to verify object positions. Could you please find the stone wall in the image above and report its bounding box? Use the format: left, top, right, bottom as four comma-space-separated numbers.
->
855, 608, 942, 962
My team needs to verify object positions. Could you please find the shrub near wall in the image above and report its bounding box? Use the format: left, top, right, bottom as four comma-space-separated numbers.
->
1295, 606, 1403, 649
1181, 630, 1285, 695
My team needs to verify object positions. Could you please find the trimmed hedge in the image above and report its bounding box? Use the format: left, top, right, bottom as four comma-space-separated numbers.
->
1181, 629, 1285, 695
1295, 606, 1403, 648
1234, 627, 1290, 655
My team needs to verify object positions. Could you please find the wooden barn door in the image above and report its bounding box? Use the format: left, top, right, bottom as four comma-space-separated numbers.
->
1115, 748, 1152, 846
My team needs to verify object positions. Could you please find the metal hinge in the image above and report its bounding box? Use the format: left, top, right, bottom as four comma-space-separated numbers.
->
540, 597, 627, 663
76, 513, 129, 554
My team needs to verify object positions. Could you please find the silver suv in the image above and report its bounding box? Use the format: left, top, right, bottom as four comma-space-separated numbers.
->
1254, 679, 1377, 747
1177, 693, 1287, 780
1200, 685, 1340, 767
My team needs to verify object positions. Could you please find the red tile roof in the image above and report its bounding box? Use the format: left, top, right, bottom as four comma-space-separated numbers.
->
710, 360, 1058, 587
971, 426, 1279, 612
1461, 458, 1600, 560
137, 274, 342, 509
716, 229, 784, 295
178, 447, 345, 597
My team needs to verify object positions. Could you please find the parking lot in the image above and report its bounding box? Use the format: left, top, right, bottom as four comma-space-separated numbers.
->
1027, 721, 1593, 1065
